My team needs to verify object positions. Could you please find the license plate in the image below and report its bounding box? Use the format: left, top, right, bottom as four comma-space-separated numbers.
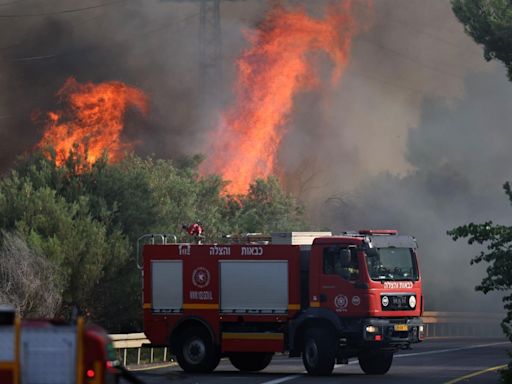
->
391, 296, 407, 306
394, 324, 408, 332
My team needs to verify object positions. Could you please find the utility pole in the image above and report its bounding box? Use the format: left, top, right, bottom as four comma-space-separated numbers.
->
164, 0, 236, 106
198, 0, 222, 105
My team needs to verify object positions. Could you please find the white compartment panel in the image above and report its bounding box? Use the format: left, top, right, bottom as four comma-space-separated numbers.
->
220, 261, 288, 312
152, 260, 183, 311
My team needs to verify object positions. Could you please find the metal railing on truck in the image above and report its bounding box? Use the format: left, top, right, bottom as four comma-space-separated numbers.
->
136, 234, 177, 269
112, 311, 506, 367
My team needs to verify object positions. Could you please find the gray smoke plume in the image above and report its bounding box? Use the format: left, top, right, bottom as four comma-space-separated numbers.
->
317, 69, 511, 312
279, 0, 509, 312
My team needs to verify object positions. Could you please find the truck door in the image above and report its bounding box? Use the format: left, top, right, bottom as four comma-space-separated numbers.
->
319, 246, 360, 315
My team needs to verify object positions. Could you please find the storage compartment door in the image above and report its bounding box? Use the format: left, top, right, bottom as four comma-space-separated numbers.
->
220, 261, 288, 313
152, 260, 183, 312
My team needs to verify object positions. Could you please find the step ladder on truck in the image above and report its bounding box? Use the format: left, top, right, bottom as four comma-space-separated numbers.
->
0, 305, 121, 384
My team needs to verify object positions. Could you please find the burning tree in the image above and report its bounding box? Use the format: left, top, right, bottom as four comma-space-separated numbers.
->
37, 77, 148, 169
202, 0, 366, 194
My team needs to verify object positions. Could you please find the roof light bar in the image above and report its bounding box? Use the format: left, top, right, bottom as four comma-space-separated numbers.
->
358, 230, 398, 236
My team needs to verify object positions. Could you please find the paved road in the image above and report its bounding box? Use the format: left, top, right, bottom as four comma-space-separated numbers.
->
128, 338, 510, 384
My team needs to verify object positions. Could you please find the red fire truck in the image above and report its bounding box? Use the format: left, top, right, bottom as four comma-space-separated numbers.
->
140, 230, 424, 376
0, 306, 121, 384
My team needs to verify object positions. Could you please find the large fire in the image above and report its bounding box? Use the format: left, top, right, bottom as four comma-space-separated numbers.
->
37, 77, 148, 168
203, 1, 363, 194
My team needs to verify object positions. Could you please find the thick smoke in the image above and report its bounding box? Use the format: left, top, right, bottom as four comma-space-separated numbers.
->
0, 0, 508, 312
318, 69, 512, 312
0, 0, 211, 170
280, 1, 508, 312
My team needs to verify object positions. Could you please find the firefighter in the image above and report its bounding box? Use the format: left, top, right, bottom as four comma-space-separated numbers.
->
335, 248, 359, 280
182, 221, 204, 244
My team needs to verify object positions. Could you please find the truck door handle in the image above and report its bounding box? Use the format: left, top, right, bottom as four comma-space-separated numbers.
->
355, 282, 369, 289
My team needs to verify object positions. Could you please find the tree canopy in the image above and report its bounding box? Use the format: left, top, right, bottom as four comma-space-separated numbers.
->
452, 0, 512, 80
0, 150, 305, 331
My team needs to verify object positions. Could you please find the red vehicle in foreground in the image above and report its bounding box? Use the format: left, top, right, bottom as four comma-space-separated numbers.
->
141, 230, 424, 376
0, 306, 120, 384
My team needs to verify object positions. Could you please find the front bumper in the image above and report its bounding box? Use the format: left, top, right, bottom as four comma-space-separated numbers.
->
361, 317, 424, 345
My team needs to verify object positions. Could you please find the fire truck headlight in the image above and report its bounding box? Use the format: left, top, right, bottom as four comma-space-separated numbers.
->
366, 325, 378, 333
419, 325, 424, 333
381, 296, 389, 307
409, 295, 417, 308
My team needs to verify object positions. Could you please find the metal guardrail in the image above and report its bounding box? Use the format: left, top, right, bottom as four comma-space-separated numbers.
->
111, 312, 506, 366
422, 311, 504, 338
110, 333, 168, 366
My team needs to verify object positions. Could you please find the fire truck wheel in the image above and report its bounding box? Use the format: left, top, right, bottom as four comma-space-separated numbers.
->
302, 328, 336, 376
175, 326, 220, 373
228, 352, 274, 372
358, 350, 393, 375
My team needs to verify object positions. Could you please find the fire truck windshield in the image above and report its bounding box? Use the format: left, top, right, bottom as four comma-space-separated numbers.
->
365, 247, 419, 281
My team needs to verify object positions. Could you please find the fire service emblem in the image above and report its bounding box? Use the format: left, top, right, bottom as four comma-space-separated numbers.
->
192, 267, 210, 288
334, 294, 348, 311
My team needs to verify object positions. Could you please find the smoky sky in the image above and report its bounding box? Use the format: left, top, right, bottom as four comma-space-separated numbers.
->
0, 0, 510, 312
275, 1, 509, 312
319, 69, 512, 312
0, 0, 215, 170
263, 0, 511, 313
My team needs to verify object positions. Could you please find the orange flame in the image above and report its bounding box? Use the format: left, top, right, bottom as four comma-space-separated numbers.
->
203, 1, 363, 194
38, 77, 148, 167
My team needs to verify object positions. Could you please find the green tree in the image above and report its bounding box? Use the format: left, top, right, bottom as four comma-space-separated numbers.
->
0, 153, 130, 324
448, 182, 512, 382
0, 149, 306, 332
452, 0, 512, 80
232, 177, 306, 234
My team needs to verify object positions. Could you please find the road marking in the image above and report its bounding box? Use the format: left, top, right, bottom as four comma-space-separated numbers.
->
129, 362, 177, 371
260, 375, 301, 384
394, 341, 509, 359
444, 364, 507, 384
333, 341, 509, 369
133, 341, 508, 383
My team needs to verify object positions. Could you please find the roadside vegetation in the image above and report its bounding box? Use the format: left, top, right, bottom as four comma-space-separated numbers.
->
448, 183, 512, 382
0, 149, 305, 332
450, 1, 512, 381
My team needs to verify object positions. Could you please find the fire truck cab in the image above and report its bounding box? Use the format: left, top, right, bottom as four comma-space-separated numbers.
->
141, 230, 424, 376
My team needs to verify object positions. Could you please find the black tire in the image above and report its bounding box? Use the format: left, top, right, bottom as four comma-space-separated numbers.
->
174, 326, 220, 373
358, 350, 393, 375
302, 328, 337, 376
228, 352, 274, 372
